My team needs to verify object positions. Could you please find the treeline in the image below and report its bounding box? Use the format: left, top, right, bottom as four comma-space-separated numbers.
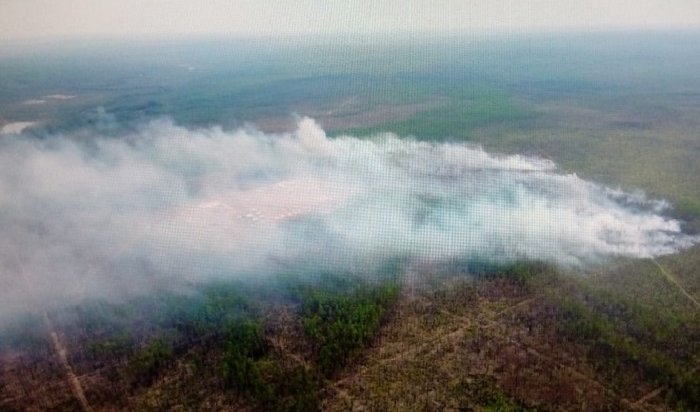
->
299, 282, 398, 376
218, 276, 399, 410
220, 320, 321, 411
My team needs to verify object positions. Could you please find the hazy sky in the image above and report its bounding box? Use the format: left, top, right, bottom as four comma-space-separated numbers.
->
1, 0, 699, 40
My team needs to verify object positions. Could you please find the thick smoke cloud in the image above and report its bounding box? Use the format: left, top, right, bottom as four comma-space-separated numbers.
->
0, 117, 696, 320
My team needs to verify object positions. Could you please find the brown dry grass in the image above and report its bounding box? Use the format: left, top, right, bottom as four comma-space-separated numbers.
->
323, 275, 671, 412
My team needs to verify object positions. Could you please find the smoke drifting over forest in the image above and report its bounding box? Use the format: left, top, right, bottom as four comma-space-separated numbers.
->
0, 117, 696, 320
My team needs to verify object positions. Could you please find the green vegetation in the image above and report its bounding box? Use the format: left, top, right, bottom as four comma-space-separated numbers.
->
554, 283, 700, 409
299, 280, 399, 376
86, 332, 133, 360
338, 93, 535, 142
2, 33, 700, 410
222, 325, 322, 412
0, 274, 404, 411
480, 261, 552, 283
482, 392, 534, 412
128, 339, 174, 385
221, 321, 268, 397
676, 197, 700, 232
211, 276, 400, 410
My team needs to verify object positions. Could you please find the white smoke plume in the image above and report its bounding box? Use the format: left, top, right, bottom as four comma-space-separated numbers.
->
0, 117, 696, 320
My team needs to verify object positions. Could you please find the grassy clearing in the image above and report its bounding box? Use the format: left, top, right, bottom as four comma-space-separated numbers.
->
335, 93, 536, 142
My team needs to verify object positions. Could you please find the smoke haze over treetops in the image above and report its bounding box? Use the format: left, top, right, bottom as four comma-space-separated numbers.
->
0, 117, 696, 320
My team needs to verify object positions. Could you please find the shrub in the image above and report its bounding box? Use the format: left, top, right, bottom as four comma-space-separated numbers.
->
221, 320, 270, 397
128, 339, 173, 385
300, 282, 398, 376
